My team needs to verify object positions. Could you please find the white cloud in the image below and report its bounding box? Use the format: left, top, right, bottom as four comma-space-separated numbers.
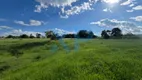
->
103, 8, 112, 13
34, 0, 99, 18
130, 16, 142, 22
0, 26, 12, 30
129, 3, 134, 7
121, 0, 138, 11
90, 19, 142, 34
49, 28, 76, 36
103, 8, 107, 12
126, 5, 142, 12
34, 0, 77, 13
133, 5, 142, 10
126, 10, 134, 12
102, 0, 119, 4
3, 29, 45, 37
2, 28, 75, 37
14, 20, 46, 26
60, 2, 94, 18
121, 0, 139, 12
60, 14, 69, 19
120, 0, 133, 6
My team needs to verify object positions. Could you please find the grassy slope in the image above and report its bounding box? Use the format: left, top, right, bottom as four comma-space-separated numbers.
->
0, 39, 142, 80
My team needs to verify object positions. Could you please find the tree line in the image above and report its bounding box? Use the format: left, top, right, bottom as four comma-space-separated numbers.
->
2, 28, 140, 39
5, 33, 43, 39
101, 28, 139, 39
45, 28, 140, 40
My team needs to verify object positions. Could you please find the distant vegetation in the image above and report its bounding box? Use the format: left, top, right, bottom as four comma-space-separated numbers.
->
1, 28, 141, 40
101, 28, 122, 39
5, 33, 43, 39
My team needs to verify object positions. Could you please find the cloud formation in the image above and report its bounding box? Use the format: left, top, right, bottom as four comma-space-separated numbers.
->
130, 16, 142, 22
127, 5, 142, 12
126, 10, 134, 12
3, 29, 44, 37
14, 20, 46, 26
34, 0, 99, 18
90, 19, 142, 34
49, 28, 76, 36
103, 8, 112, 13
60, 2, 94, 18
34, 0, 77, 12
103, 0, 119, 4
120, 0, 142, 12
133, 5, 142, 10
129, 3, 134, 7
34, 0, 140, 18
120, 0, 134, 6
2, 28, 75, 37
0, 26, 12, 30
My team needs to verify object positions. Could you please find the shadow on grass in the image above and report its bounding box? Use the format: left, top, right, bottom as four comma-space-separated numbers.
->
10, 41, 50, 50
0, 64, 10, 73
6, 41, 51, 57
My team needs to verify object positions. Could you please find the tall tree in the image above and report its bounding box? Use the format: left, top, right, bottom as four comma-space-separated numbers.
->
111, 28, 122, 38
6, 35, 14, 38
29, 34, 35, 38
88, 31, 95, 38
63, 34, 76, 38
36, 33, 41, 38
77, 30, 88, 38
101, 30, 110, 39
45, 31, 57, 40
77, 30, 95, 38
20, 34, 29, 38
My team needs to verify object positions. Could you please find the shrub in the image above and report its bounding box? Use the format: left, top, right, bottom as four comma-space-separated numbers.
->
9, 49, 23, 58
0, 64, 10, 73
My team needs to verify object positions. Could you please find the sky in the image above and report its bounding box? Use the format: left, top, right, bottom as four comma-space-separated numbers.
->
0, 0, 142, 36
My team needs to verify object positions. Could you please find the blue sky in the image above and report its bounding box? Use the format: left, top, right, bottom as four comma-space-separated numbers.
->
0, 0, 142, 36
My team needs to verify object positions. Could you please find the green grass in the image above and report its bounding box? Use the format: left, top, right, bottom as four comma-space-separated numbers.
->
0, 39, 142, 80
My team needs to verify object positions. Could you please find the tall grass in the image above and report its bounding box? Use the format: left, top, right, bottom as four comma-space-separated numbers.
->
0, 39, 142, 80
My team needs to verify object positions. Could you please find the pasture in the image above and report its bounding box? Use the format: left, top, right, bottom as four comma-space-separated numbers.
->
0, 39, 142, 80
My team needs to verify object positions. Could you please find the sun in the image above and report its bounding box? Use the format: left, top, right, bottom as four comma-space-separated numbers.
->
103, 0, 119, 4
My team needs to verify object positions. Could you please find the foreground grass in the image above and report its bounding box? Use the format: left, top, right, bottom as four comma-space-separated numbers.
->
0, 39, 142, 80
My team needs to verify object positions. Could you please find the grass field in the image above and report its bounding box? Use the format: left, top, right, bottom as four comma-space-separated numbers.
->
0, 39, 142, 80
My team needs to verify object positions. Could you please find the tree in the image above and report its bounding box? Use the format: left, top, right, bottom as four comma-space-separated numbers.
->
0, 36, 4, 39
63, 34, 76, 38
106, 30, 111, 36
111, 28, 122, 38
45, 31, 57, 40
88, 31, 95, 38
77, 30, 95, 38
6, 35, 14, 38
9, 49, 23, 58
45, 31, 53, 38
123, 33, 140, 39
20, 34, 29, 38
101, 30, 110, 39
36, 33, 41, 38
77, 30, 88, 38
29, 34, 35, 38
